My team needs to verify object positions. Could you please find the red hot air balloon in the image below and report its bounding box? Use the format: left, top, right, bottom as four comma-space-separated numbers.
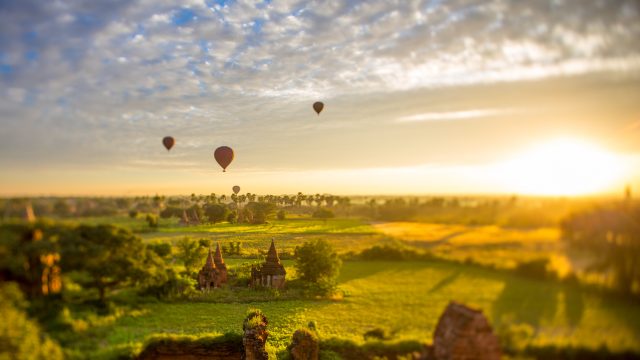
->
163, 136, 175, 151
214, 146, 234, 172
313, 101, 324, 115
232, 185, 241, 194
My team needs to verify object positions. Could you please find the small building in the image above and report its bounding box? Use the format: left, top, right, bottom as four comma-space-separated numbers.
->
198, 243, 228, 290
251, 239, 286, 289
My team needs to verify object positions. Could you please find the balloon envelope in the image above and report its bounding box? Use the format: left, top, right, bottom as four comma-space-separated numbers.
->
232, 185, 240, 194
313, 101, 324, 115
214, 146, 234, 172
162, 136, 175, 151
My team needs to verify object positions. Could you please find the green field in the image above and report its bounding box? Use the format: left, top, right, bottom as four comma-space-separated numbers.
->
63, 260, 640, 357
55, 216, 640, 358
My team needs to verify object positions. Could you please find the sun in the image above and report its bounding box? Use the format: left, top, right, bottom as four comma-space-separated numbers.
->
494, 138, 627, 196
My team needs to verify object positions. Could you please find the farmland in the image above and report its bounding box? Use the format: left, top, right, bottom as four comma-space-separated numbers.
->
46, 216, 640, 358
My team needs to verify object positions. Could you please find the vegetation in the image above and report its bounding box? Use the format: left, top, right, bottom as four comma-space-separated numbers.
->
1, 193, 640, 359
294, 240, 342, 290
0, 282, 64, 360
562, 202, 640, 294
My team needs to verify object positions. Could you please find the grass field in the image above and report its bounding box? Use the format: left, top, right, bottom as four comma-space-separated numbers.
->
57, 216, 640, 358
375, 222, 564, 270
64, 260, 640, 357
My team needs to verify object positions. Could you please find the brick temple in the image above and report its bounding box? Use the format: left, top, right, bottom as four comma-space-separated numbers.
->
250, 239, 286, 289
198, 242, 228, 290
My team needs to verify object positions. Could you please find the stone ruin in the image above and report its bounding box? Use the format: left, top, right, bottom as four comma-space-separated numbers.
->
242, 310, 270, 360
423, 301, 501, 360
288, 328, 319, 360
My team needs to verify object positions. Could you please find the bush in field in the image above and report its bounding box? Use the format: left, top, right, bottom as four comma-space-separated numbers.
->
140, 269, 197, 300
294, 240, 341, 290
514, 258, 557, 280
277, 209, 286, 220
204, 203, 229, 223
0, 282, 63, 360
177, 238, 206, 277
312, 208, 334, 220
146, 214, 158, 228
363, 328, 389, 341
359, 244, 426, 261
128, 209, 138, 218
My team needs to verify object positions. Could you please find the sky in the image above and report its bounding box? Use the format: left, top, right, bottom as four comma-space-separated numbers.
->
1, 0, 640, 196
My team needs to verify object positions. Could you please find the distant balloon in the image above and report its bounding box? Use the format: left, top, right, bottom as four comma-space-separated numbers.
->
313, 101, 324, 115
162, 136, 175, 151
214, 146, 234, 172
232, 185, 241, 194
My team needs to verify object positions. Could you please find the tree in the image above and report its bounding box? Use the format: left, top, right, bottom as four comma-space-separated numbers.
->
146, 213, 158, 228
562, 205, 640, 295
227, 211, 237, 223
277, 209, 286, 220
312, 208, 334, 222
204, 203, 230, 223
0, 282, 64, 359
53, 199, 71, 217
177, 237, 206, 277
245, 202, 276, 224
59, 225, 157, 302
294, 239, 341, 286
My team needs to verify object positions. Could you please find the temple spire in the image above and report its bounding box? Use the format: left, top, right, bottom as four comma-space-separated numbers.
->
214, 242, 225, 266
266, 238, 280, 263
204, 247, 215, 269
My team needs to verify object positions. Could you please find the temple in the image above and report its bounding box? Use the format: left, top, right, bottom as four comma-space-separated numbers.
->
250, 239, 286, 289
197, 242, 228, 290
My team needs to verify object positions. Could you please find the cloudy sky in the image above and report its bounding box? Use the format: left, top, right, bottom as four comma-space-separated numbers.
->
1, 0, 640, 196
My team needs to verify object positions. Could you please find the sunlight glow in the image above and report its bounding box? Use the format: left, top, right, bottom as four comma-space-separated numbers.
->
494, 138, 627, 195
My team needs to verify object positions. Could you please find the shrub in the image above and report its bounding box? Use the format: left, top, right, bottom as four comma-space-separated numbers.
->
312, 208, 334, 220
294, 240, 342, 287
363, 328, 389, 341
514, 258, 557, 280
148, 242, 171, 258
243, 308, 268, 331
146, 214, 158, 228
129, 209, 138, 218
0, 282, 64, 360
277, 209, 286, 220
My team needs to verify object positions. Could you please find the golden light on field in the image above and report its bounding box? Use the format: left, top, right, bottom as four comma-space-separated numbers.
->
495, 138, 627, 196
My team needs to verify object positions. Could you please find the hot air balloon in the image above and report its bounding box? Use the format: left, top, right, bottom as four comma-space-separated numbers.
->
232, 185, 241, 194
313, 101, 324, 115
163, 136, 175, 151
214, 146, 234, 172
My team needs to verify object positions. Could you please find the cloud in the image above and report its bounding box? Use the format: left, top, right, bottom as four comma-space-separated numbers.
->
396, 108, 517, 123
1, 0, 640, 191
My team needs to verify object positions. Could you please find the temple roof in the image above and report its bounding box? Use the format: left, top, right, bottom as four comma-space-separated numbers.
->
203, 247, 215, 270
214, 242, 225, 267
266, 238, 280, 264
259, 239, 286, 275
